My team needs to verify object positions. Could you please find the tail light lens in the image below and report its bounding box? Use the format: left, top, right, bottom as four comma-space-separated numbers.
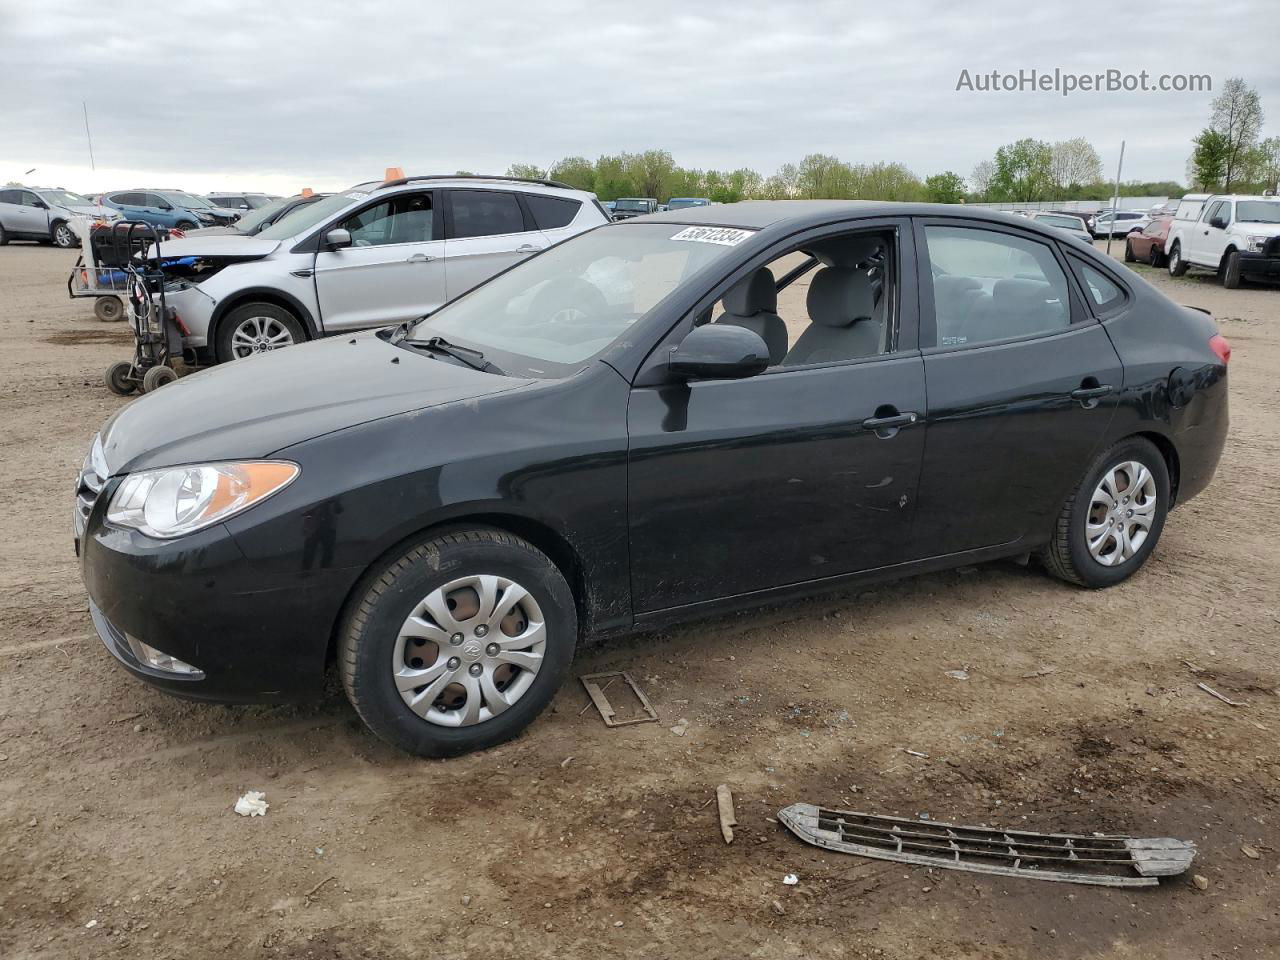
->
1209, 334, 1231, 365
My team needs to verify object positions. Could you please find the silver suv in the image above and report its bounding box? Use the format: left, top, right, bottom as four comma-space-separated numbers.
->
0, 186, 119, 248
156, 176, 609, 363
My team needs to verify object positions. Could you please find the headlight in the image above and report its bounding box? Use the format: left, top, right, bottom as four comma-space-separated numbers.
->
1246, 235, 1268, 253
195, 211, 216, 222
106, 461, 299, 538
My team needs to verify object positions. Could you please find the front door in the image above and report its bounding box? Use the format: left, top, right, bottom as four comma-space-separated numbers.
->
1191, 200, 1230, 266
443, 189, 547, 299
15, 191, 50, 234
314, 190, 446, 332
912, 219, 1123, 556
627, 220, 927, 613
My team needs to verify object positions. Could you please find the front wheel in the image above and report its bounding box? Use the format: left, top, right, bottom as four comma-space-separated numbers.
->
1124, 239, 1136, 262
1222, 251, 1243, 289
1040, 437, 1170, 588
339, 529, 577, 757
52, 221, 77, 249
1148, 243, 1164, 268
1168, 242, 1188, 277
216, 302, 304, 362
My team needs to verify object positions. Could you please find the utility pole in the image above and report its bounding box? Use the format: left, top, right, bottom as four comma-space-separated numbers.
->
1105, 140, 1125, 257
82, 101, 96, 171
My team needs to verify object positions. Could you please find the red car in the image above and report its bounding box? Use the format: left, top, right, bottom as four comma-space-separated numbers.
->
1125, 216, 1173, 267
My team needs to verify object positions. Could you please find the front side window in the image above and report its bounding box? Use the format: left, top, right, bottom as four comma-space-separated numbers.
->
925, 225, 1071, 348
1202, 201, 1223, 224
21, 191, 41, 206
449, 190, 525, 239
341, 192, 433, 247
412, 222, 750, 375
706, 230, 895, 368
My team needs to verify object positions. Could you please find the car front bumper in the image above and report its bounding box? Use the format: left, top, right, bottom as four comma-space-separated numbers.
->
80, 496, 359, 704
163, 284, 216, 348
1238, 252, 1280, 280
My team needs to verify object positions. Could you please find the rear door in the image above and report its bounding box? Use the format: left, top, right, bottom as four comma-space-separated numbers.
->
313, 189, 446, 331
443, 189, 548, 299
0, 189, 25, 232
911, 219, 1123, 558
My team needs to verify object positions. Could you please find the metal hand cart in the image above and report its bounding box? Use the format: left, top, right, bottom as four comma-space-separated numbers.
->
66, 215, 138, 322
101, 222, 184, 396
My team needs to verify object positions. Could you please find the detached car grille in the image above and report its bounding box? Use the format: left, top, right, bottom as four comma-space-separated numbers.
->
74, 436, 108, 541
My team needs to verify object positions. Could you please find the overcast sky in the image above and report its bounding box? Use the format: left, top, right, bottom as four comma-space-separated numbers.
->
1, 0, 1276, 195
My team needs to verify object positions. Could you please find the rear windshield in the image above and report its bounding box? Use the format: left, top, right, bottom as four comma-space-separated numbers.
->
1038, 215, 1084, 229
614, 199, 651, 211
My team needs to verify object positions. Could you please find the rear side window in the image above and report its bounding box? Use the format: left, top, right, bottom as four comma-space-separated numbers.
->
524, 194, 581, 230
925, 226, 1071, 348
0, 190, 16, 204
449, 190, 525, 238
1075, 262, 1126, 312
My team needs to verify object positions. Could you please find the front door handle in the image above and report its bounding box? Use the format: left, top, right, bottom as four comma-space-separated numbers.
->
406, 253, 435, 263
515, 244, 538, 253
861, 410, 919, 438
1070, 383, 1114, 408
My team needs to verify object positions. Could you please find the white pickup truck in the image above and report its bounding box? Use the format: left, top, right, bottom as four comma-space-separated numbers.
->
1165, 193, 1280, 288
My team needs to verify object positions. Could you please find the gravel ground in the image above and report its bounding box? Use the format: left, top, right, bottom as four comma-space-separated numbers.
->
0, 240, 1277, 959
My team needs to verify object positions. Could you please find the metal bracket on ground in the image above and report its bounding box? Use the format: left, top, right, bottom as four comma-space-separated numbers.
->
578, 671, 659, 728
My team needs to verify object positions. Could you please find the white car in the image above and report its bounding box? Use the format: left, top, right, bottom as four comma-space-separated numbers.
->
1090, 210, 1147, 238
155, 176, 610, 362
0, 186, 120, 248
1165, 194, 1280, 288
1024, 211, 1093, 244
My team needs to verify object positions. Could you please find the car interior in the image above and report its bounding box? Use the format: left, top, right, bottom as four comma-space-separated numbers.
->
706, 230, 894, 366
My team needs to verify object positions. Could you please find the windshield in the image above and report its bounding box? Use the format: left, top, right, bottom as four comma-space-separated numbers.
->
1236, 201, 1280, 224
410, 223, 753, 377
231, 196, 295, 233
160, 192, 212, 209
614, 199, 651, 211
253, 191, 366, 241
1039, 214, 1083, 229
243, 195, 272, 209
668, 198, 708, 209
38, 190, 90, 206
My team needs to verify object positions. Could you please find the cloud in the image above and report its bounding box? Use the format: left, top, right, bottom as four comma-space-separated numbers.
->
1, 0, 1275, 192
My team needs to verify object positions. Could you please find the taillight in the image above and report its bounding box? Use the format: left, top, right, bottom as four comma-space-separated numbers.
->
1209, 334, 1231, 365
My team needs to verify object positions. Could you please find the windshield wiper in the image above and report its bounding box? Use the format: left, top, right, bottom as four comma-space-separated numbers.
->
402, 335, 503, 374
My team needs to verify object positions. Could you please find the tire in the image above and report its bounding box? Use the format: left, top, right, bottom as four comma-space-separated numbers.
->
339, 529, 577, 757
1148, 243, 1164, 268
104, 361, 136, 396
52, 221, 77, 249
94, 296, 124, 322
0, 223, 8, 245
1124, 239, 1136, 262
1040, 437, 1170, 589
215, 302, 305, 362
141, 365, 178, 392
177, 221, 199, 233
1222, 251, 1242, 289
1167, 241, 1188, 277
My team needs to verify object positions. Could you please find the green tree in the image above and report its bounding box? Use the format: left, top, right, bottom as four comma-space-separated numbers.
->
591, 154, 637, 201
1189, 128, 1230, 191
546, 156, 596, 191
989, 139, 1053, 202
505, 163, 545, 180
623, 150, 677, 201
1209, 77, 1264, 192
923, 171, 967, 204
795, 154, 855, 198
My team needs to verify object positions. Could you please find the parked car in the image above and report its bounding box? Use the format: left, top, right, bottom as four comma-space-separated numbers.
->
102, 190, 236, 230
1165, 194, 1280, 287
1124, 216, 1174, 267
77, 201, 1229, 757
1090, 210, 1147, 238
0, 187, 120, 248
1025, 211, 1092, 243
611, 197, 659, 219
153, 175, 608, 362
181, 193, 330, 237
668, 197, 711, 210
207, 192, 274, 211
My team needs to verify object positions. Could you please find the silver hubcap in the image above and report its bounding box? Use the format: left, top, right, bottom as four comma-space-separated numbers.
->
393, 574, 546, 727
1086, 460, 1157, 566
56, 225, 74, 246
230, 316, 294, 358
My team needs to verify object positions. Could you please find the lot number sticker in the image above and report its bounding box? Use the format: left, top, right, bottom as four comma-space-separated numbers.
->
670, 226, 753, 246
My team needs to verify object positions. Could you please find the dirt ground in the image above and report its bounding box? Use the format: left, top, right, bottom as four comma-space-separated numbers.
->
0, 239, 1277, 960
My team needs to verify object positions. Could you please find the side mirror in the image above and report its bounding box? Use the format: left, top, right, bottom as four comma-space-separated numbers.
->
325, 228, 353, 250
239, 203, 249, 210
1210, 216, 1227, 229
669, 324, 769, 380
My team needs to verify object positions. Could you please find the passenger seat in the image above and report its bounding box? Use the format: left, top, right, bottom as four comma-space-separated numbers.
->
783, 266, 881, 365
714, 267, 788, 365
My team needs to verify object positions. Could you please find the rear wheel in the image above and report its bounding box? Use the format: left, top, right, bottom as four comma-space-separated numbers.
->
0, 223, 8, 245
216, 302, 305, 362
1041, 437, 1169, 588
1222, 251, 1243, 289
52, 221, 77, 249
1167, 241, 1188, 277
339, 529, 577, 757
94, 296, 124, 322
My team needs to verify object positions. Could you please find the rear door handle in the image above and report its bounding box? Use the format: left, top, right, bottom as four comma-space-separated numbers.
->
515, 244, 538, 253
406, 253, 435, 263
1070, 383, 1114, 408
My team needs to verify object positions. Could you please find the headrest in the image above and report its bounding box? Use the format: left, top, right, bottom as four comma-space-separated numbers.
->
993, 277, 1051, 305
934, 275, 981, 295
807, 266, 877, 328
811, 235, 884, 268
722, 267, 777, 316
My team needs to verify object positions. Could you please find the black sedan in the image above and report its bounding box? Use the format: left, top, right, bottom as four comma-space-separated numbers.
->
77, 201, 1229, 757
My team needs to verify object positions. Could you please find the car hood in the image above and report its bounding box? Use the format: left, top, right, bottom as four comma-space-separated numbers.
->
60, 203, 117, 219
1235, 222, 1280, 235
176, 224, 240, 237
99, 334, 531, 473
149, 234, 281, 258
